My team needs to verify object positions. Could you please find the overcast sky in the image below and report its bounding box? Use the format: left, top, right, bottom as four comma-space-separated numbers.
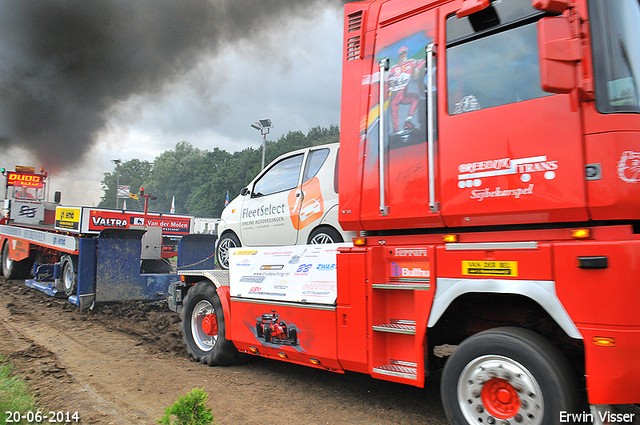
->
0, 1, 346, 207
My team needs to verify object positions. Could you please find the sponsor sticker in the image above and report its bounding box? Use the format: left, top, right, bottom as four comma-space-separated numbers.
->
457, 155, 558, 201
390, 261, 430, 283
462, 261, 518, 277
260, 265, 284, 270
618, 151, 640, 183
55, 207, 82, 231
234, 250, 259, 256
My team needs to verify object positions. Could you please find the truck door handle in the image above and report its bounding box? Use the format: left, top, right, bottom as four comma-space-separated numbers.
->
378, 58, 390, 216
426, 43, 439, 213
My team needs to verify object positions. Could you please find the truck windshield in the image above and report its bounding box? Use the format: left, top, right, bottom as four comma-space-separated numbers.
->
589, 0, 640, 113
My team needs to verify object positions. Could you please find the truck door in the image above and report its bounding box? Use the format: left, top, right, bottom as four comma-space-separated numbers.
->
359, 5, 443, 230
438, 0, 587, 226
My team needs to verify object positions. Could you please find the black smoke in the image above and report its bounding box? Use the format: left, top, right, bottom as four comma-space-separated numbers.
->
0, 0, 350, 171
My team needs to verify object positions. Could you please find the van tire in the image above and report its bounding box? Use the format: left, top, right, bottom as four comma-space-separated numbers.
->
308, 227, 343, 244
216, 233, 240, 270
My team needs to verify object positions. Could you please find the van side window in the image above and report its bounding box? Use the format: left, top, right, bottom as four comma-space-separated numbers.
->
302, 148, 330, 182
253, 154, 304, 197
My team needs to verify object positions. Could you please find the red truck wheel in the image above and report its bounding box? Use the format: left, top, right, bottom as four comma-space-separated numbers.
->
180, 281, 244, 366
441, 327, 579, 425
1, 241, 32, 280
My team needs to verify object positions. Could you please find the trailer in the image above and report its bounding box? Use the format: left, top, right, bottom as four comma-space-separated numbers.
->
0, 167, 213, 309
1, 222, 217, 310
169, 0, 640, 424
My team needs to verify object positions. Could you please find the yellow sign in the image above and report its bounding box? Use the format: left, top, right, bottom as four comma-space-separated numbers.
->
462, 261, 518, 277
233, 250, 258, 256
55, 207, 82, 231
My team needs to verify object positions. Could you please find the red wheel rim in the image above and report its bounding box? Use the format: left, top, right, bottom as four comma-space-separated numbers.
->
481, 378, 521, 419
202, 314, 218, 336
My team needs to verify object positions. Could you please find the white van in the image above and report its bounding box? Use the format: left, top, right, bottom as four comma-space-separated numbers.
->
216, 143, 354, 269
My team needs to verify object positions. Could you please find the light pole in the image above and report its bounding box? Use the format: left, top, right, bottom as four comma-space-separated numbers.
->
251, 119, 272, 169
112, 159, 121, 209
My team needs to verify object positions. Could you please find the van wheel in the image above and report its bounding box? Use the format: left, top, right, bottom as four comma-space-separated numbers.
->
216, 233, 240, 270
308, 227, 342, 244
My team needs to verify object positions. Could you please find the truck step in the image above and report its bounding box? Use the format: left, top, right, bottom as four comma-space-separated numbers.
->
372, 319, 416, 334
372, 360, 418, 380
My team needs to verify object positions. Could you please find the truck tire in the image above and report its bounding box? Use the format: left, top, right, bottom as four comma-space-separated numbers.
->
180, 281, 244, 366
308, 227, 343, 244
441, 327, 578, 425
60, 255, 78, 296
216, 233, 240, 271
1, 241, 32, 280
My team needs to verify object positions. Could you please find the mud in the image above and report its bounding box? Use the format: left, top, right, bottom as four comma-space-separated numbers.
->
0, 277, 449, 424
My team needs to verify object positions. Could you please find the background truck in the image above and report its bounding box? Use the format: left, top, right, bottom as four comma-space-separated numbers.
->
169, 0, 639, 424
0, 166, 212, 309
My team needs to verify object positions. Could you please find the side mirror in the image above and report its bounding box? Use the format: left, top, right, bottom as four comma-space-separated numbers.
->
532, 0, 570, 14
240, 187, 250, 196
538, 17, 581, 94
456, 0, 490, 18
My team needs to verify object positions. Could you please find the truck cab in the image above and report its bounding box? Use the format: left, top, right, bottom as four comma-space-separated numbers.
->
339, 0, 640, 231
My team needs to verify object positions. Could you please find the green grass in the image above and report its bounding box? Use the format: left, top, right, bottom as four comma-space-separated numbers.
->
0, 355, 41, 425
158, 388, 217, 425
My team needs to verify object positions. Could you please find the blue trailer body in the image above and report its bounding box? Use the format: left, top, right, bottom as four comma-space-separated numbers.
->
24, 228, 216, 310
177, 233, 217, 271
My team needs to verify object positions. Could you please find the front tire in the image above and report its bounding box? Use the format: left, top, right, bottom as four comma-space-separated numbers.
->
441, 327, 578, 425
216, 233, 240, 271
180, 281, 244, 365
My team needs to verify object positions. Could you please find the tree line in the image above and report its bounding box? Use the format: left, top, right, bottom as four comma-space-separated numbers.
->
98, 125, 339, 218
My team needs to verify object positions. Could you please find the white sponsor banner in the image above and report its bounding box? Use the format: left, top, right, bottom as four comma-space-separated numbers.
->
9, 200, 45, 225
229, 244, 350, 305
0, 224, 78, 251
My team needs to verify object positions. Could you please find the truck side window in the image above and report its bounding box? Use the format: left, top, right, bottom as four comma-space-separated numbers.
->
446, 0, 553, 115
302, 148, 330, 183
588, 0, 640, 113
252, 154, 304, 197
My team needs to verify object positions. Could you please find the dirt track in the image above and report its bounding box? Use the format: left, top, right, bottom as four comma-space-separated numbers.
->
0, 276, 449, 425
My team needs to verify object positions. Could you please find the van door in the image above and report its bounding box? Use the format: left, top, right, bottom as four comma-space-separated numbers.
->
241, 153, 304, 246
292, 147, 332, 243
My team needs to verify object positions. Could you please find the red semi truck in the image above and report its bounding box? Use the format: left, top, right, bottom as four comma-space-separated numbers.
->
170, 0, 640, 424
